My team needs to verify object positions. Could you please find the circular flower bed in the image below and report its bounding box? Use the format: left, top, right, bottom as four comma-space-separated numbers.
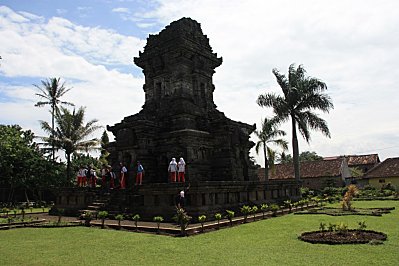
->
299, 230, 387, 245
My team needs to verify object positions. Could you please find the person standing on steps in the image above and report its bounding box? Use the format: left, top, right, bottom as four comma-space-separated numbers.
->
101, 164, 107, 188
135, 161, 144, 186
177, 183, 190, 208
120, 162, 127, 189
168, 158, 178, 182
177, 157, 186, 183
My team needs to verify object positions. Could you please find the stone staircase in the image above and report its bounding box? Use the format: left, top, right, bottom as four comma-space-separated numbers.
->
79, 192, 111, 218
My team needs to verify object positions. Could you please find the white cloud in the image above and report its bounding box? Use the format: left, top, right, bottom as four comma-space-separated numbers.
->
1, 1, 399, 167
112, 7, 130, 13
135, 0, 399, 164
0, 5, 145, 141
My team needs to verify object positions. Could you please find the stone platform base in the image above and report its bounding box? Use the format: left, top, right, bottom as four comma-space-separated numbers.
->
55, 180, 301, 220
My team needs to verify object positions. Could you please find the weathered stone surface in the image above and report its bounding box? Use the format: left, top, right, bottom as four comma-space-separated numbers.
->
56, 18, 301, 220
107, 18, 257, 183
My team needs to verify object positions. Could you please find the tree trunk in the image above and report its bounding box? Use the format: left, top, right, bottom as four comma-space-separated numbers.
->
263, 142, 268, 181
66, 152, 72, 183
51, 105, 55, 161
291, 116, 300, 181
24, 188, 30, 205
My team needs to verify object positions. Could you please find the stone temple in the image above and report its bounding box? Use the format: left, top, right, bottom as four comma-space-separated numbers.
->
107, 17, 258, 183
56, 18, 300, 219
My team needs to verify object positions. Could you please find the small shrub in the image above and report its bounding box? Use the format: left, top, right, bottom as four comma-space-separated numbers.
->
283, 200, 292, 212
260, 204, 268, 219
341, 185, 358, 211
153, 216, 164, 234
98, 211, 108, 229
319, 222, 326, 232
225, 210, 235, 226
214, 213, 222, 229
198, 215, 206, 232
251, 206, 258, 221
176, 208, 191, 236
240, 205, 251, 223
83, 211, 93, 227
115, 214, 124, 230
327, 223, 336, 232
132, 214, 140, 231
358, 220, 367, 230
336, 222, 348, 235
269, 204, 279, 216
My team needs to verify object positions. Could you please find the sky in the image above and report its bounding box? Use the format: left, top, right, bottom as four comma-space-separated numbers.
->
1, 0, 399, 166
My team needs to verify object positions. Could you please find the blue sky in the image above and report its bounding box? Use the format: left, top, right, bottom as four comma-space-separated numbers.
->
1, 0, 399, 165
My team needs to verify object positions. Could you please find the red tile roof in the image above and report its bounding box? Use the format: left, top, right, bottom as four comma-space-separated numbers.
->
258, 158, 344, 180
364, 157, 399, 178
346, 154, 380, 167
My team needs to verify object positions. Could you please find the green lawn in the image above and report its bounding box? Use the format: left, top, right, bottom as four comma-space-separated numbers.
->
0, 201, 398, 266
1, 207, 50, 215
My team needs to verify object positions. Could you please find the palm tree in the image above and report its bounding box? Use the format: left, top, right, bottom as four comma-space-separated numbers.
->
254, 117, 288, 181
34, 78, 74, 161
40, 106, 101, 181
257, 64, 333, 180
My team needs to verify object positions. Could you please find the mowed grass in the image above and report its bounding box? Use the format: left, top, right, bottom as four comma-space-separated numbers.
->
0, 201, 398, 266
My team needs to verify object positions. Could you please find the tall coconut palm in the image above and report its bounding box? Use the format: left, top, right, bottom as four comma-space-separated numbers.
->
254, 117, 288, 181
40, 106, 101, 181
34, 78, 74, 161
257, 64, 333, 181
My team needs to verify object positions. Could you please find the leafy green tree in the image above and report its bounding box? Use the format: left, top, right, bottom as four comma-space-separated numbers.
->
71, 153, 101, 176
0, 125, 66, 202
299, 151, 323, 162
257, 64, 333, 180
34, 78, 74, 161
99, 130, 110, 165
40, 107, 101, 181
254, 117, 288, 180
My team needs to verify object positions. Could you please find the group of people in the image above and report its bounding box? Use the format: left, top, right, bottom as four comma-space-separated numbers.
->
168, 157, 186, 183
76, 157, 187, 188
77, 165, 99, 188
114, 161, 145, 189
76, 161, 145, 189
